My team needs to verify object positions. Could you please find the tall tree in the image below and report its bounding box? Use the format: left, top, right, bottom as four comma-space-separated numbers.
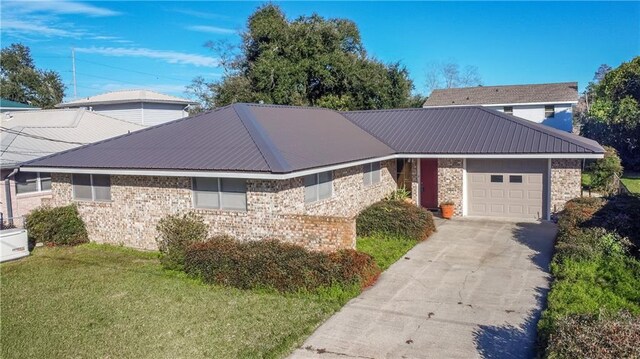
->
0, 43, 65, 109
187, 4, 417, 111
424, 61, 482, 94
581, 57, 640, 170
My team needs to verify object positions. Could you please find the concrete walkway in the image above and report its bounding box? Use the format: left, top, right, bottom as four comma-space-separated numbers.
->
290, 219, 557, 359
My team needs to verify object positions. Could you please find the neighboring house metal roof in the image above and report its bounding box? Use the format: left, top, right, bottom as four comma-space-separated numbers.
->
21, 104, 603, 175
57, 89, 197, 107
342, 107, 603, 155
0, 98, 39, 111
423, 82, 579, 107
1, 109, 144, 169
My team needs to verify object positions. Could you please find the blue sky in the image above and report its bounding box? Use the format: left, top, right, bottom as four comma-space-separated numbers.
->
1, 1, 638, 101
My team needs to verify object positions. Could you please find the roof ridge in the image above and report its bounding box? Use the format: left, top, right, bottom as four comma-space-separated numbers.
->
232, 103, 290, 173
431, 82, 578, 92
476, 107, 601, 152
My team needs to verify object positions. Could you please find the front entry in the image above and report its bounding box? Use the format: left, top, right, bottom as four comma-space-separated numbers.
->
420, 159, 438, 209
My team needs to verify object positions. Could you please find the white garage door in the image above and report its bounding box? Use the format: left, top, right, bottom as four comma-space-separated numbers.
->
467, 159, 547, 219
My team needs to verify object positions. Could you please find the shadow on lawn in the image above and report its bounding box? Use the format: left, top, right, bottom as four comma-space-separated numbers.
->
473, 286, 548, 359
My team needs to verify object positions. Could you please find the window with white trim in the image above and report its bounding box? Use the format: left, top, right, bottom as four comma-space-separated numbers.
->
363, 162, 381, 186
304, 171, 333, 203
193, 178, 247, 211
72, 174, 111, 201
544, 105, 555, 118
15, 172, 51, 194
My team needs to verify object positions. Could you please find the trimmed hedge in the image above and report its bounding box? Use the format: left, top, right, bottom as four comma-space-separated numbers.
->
184, 236, 380, 292
356, 200, 435, 240
156, 212, 208, 270
25, 205, 88, 246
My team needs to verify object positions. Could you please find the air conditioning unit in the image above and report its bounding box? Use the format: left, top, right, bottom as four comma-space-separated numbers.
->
0, 229, 30, 262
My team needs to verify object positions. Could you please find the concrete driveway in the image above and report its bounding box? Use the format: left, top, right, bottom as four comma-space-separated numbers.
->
290, 219, 557, 359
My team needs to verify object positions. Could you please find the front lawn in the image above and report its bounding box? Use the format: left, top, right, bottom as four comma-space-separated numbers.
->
621, 171, 640, 194
357, 234, 419, 271
0, 244, 351, 359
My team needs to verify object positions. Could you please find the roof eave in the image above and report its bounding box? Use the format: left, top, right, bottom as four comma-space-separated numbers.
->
20, 152, 603, 179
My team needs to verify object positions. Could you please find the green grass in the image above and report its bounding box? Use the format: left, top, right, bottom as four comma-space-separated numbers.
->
0, 244, 356, 359
621, 171, 640, 194
356, 234, 419, 271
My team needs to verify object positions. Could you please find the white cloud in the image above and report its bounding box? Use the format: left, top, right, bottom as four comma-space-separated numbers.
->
186, 25, 236, 35
171, 9, 231, 20
1, 19, 83, 38
5, 0, 119, 17
76, 47, 219, 67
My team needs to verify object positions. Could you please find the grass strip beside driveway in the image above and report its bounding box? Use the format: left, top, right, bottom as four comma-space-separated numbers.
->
357, 234, 419, 271
0, 244, 351, 359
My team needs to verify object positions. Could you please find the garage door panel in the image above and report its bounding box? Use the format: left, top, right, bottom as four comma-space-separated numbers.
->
467, 159, 546, 219
509, 190, 524, 199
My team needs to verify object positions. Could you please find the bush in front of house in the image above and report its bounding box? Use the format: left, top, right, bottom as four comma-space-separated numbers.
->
183, 236, 380, 293
538, 195, 640, 358
25, 204, 88, 246
545, 312, 640, 359
356, 199, 435, 240
156, 212, 208, 270
584, 146, 623, 194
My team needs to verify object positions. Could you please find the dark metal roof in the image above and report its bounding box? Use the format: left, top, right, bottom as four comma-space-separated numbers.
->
423, 82, 578, 106
23, 104, 603, 174
22, 103, 395, 173
342, 106, 603, 154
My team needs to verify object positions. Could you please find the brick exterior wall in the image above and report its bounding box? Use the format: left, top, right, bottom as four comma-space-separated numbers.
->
550, 158, 582, 213
437, 158, 464, 216
48, 160, 396, 251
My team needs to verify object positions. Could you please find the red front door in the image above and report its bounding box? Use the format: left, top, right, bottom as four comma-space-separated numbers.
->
420, 159, 438, 209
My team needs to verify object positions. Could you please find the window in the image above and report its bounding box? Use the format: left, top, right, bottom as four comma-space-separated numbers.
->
193, 178, 246, 211
503, 106, 513, 115
15, 172, 51, 194
544, 105, 555, 118
509, 175, 523, 183
363, 162, 381, 186
304, 171, 333, 203
72, 174, 111, 201
490, 175, 503, 183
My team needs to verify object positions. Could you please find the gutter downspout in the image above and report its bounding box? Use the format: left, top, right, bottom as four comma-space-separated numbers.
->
3, 168, 18, 226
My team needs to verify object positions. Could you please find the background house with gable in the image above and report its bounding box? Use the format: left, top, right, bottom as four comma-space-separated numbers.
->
423, 82, 578, 132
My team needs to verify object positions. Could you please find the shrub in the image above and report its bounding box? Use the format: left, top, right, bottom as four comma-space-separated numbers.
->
184, 236, 380, 292
156, 212, 208, 270
356, 200, 435, 240
585, 146, 623, 194
546, 312, 640, 359
25, 205, 88, 246
384, 187, 410, 201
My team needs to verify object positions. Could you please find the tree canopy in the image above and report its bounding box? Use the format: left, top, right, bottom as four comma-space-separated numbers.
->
0, 43, 65, 109
188, 4, 418, 111
581, 57, 640, 170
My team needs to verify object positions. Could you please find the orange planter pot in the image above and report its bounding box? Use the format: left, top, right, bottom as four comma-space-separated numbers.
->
441, 204, 455, 219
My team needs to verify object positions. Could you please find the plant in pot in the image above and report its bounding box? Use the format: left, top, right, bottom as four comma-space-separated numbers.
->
440, 201, 455, 219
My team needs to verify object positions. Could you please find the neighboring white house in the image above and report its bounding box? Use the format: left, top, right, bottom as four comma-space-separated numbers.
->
1, 109, 144, 224
423, 82, 578, 132
56, 89, 197, 126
